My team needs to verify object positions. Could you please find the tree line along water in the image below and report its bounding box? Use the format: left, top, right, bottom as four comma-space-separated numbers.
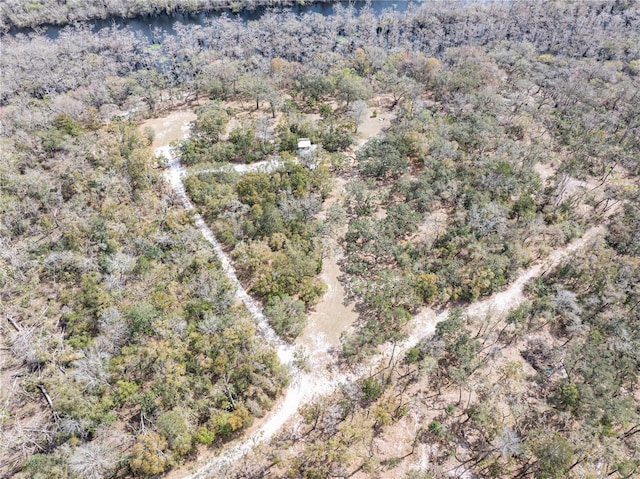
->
8, 0, 413, 40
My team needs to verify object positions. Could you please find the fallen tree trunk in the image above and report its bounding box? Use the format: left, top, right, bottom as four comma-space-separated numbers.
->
36, 384, 54, 410
7, 315, 21, 331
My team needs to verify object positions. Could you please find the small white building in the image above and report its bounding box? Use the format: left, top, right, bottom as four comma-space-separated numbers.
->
297, 138, 319, 169
297, 138, 312, 150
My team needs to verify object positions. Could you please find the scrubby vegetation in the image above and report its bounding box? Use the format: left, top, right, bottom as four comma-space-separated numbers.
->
340, 38, 639, 359
1, 118, 288, 477
237, 228, 640, 477
1, 0, 639, 478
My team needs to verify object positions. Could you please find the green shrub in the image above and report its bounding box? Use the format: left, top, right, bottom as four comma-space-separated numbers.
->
264, 295, 307, 341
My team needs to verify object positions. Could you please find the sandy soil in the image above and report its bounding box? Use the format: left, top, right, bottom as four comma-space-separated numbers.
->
533, 161, 556, 184
300, 254, 358, 351
155, 99, 393, 478
354, 225, 607, 477
141, 97, 620, 479
356, 112, 392, 147
409, 209, 448, 245
354, 96, 394, 148
139, 109, 197, 150
299, 175, 358, 353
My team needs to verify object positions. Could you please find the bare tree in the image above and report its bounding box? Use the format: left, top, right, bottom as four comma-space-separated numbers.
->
70, 346, 111, 392
68, 441, 117, 479
348, 100, 369, 133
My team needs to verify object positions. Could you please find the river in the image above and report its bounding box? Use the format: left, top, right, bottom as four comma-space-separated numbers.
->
10, 1, 414, 40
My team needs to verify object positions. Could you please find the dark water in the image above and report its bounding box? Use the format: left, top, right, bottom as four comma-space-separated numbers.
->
11, 1, 414, 41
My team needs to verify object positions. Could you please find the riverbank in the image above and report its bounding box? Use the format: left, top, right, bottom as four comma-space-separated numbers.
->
3, 0, 410, 36
2, 1, 311, 30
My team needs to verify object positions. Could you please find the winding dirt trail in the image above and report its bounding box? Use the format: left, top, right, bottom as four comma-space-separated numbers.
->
142, 112, 292, 365
185, 157, 282, 177
145, 110, 365, 479
144, 109, 606, 479
182, 225, 604, 478
142, 111, 358, 479
399, 225, 605, 353
164, 153, 292, 361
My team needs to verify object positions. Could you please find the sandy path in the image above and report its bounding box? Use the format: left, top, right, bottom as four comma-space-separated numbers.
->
164, 154, 292, 361
149, 106, 376, 478
186, 158, 281, 176
147, 106, 605, 478
145, 110, 352, 479
188, 226, 604, 478
300, 253, 358, 352
398, 225, 605, 353
149, 109, 365, 478
144, 110, 293, 367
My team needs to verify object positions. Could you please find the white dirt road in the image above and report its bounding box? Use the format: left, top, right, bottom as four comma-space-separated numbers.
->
145, 109, 605, 479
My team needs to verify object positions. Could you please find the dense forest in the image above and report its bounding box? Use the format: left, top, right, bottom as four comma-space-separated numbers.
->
1, 0, 639, 478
